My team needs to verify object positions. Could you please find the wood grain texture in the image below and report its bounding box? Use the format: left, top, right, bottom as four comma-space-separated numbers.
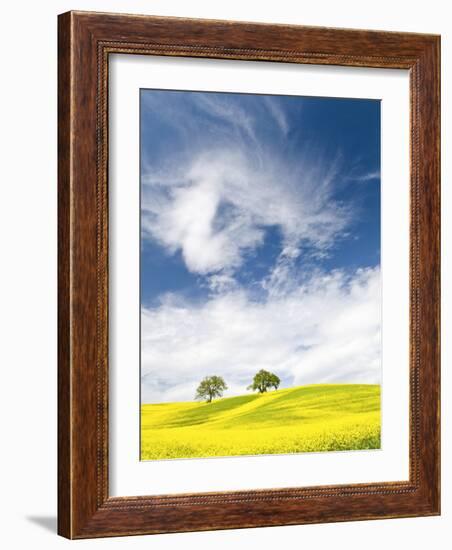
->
57, 10, 440, 539
57, 10, 72, 538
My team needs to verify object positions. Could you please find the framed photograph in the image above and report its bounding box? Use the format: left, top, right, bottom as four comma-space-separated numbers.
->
58, 11, 440, 538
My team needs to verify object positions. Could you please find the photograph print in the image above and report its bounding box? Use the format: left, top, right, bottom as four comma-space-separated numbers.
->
140, 88, 381, 460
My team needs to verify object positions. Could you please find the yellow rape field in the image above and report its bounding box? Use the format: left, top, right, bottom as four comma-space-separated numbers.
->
141, 384, 381, 460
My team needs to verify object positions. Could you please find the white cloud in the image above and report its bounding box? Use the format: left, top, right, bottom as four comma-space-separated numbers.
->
142, 146, 349, 276
141, 92, 352, 278
193, 93, 259, 146
349, 170, 381, 182
205, 273, 238, 294
141, 266, 381, 403
263, 96, 290, 136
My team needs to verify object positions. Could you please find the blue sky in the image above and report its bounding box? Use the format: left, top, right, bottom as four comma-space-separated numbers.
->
140, 89, 381, 404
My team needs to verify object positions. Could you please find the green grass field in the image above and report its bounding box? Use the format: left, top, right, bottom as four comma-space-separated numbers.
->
141, 383, 381, 460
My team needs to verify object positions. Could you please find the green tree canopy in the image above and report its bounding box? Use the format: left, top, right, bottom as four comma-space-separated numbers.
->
195, 375, 228, 403
247, 369, 280, 393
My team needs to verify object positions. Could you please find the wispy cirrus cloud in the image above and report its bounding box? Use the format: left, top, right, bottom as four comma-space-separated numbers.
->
141, 146, 349, 276
141, 89, 350, 279
348, 170, 381, 183
263, 96, 290, 136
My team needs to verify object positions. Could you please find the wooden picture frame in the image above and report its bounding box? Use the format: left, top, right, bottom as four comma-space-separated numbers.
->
58, 10, 440, 539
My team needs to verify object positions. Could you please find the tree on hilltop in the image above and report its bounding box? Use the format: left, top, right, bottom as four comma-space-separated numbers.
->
247, 369, 280, 394
195, 375, 228, 403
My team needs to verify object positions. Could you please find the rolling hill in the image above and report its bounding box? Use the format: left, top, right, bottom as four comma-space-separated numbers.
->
141, 383, 381, 460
